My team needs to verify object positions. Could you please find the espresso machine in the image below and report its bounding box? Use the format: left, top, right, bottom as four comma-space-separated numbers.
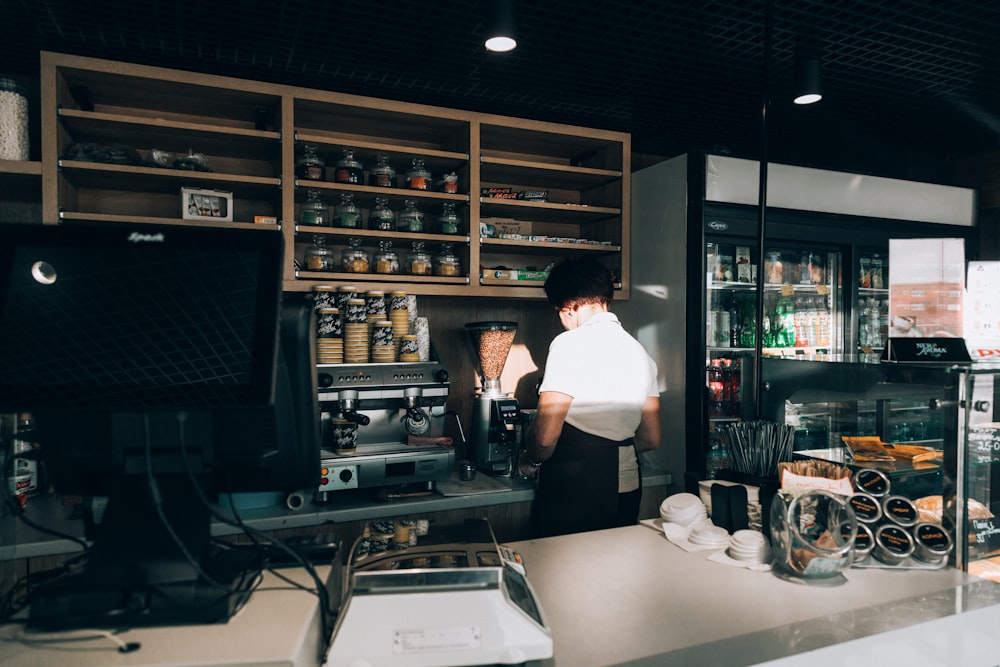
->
314, 347, 454, 500
466, 321, 522, 474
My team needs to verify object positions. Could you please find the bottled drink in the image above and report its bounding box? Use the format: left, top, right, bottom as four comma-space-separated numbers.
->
775, 296, 796, 347
728, 296, 741, 347
721, 358, 733, 410
729, 358, 742, 417
708, 358, 727, 417
705, 436, 731, 480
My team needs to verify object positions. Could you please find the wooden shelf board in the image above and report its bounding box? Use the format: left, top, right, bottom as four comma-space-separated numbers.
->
59, 211, 275, 229
58, 160, 280, 196
481, 155, 620, 190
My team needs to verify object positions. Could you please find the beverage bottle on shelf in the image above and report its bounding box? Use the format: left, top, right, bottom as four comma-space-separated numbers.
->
708, 358, 727, 417
729, 358, 742, 416
705, 436, 731, 480
721, 357, 734, 410
728, 295, 741, 347
793, 297, 807, 347
775, 295, 796, 347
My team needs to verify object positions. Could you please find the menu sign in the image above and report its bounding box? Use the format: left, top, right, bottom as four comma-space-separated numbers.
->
966, 261, 1000, 359
972, 517, 1000, 547
888, 238, 965, 340
969, 428, 1000, 466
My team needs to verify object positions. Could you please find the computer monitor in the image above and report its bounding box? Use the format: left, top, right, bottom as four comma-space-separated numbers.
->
0, 221, 320, 630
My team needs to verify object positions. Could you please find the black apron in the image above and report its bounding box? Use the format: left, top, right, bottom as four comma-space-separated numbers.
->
533, 422, 635, 538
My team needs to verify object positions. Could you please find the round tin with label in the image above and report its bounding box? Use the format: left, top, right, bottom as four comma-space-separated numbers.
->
853, 468, 890, 498
912, 522, 952, 565
848, 493, 883, 524
844, 522, 874, 562
882, 495, 919, 528
873, 524, 915, 565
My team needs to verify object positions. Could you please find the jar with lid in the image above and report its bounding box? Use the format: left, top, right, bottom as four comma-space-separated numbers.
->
437, 201, 461, 235
334, 193, 362, 229
397, 200, 425, 233
0, 78, 30, 161
341, 237, 370, 273
334, 149, 364, 184
304, 235, 336, 271
368, 196, 395, 231
300, 189, 329, 226
296, 145, 326, 181
368, 154, 396, 188
406, 241, 432, 276
405, 158, 431, 191
433, 242, 461, 277
373, 240, 400, 275
436, 171, 459, 194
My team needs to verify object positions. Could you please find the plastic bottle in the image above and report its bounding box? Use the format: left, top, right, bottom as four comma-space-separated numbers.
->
775, 295, 796, 347
708, 358, 726, 417
727, 296, 741, 347
705, 437, 731, 480
729, 358, 742, 417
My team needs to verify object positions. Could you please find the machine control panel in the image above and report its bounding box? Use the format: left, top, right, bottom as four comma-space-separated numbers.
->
320, 462, 359, 491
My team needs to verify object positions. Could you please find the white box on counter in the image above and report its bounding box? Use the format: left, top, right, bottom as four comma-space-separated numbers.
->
181, 187, 233, 222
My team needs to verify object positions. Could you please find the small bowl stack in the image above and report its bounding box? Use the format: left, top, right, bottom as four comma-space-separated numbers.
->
727, 529, 771, 564
687, 520, 731, 549
660, 493, 708, 526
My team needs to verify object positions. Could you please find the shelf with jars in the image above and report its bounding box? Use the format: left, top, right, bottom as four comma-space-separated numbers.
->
38, 52, 629, 299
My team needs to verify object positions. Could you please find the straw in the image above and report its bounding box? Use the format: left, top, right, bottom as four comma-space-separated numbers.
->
720, 420, 795, 479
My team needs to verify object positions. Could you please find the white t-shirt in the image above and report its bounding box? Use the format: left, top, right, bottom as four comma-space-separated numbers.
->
538, 311, 659, 492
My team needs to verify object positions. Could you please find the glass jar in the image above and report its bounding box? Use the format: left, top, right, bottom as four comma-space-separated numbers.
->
304, 235, 336, 271
436, 171, 459, 194
397, 199, 424, 233
368, 154, 396, 188
368, 196, 395, 231
341, 237, 370, 273
296, 145, 326, 181
334, 193, 362, 229
406, 241, 432, 276
0, 78, 29, 161
405, 158, 431, 191
433, 242, 461, 277
300, 189, 329, 226
334, 149, 364, 184
437, 201, 461, 235
373, 240, 400, 275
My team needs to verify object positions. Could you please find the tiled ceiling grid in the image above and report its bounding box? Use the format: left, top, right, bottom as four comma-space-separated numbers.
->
2, 0, 999, 180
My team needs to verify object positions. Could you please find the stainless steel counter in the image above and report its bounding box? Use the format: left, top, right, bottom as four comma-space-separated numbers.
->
511, 523, 1000, 666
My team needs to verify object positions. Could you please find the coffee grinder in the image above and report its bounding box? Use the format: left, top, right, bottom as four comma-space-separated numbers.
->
465, 321, 521, 474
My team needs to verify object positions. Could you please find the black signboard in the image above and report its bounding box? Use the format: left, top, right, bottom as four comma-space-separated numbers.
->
882, 337, 972, 363
968, 428, 1000, 466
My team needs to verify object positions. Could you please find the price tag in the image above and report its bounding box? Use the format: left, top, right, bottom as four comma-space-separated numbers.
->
780, 285, 794, 297
969, 428, 1000, 466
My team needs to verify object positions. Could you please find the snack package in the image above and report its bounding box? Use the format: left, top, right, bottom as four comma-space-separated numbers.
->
841, 436, 895, 462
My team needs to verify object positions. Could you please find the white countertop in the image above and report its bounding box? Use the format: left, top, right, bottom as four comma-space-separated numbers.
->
510, 523, 1000, 666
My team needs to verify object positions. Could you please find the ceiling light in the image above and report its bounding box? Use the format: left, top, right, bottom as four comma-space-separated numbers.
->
793, 57, 823, 105
485, 0, 517, 52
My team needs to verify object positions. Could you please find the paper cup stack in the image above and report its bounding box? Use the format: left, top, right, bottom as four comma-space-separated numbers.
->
388, 291, 410, 355
659, 493, 708, 526
371, 320, 395, 363
315, 307, 343, 363
365, 290, 387, 325
343, 298, 370, 363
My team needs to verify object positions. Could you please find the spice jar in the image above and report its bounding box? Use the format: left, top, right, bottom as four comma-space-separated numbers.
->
373, 240, 400, 275
334, 193, 362, 229
368, 154, 396, 187
341, 237, 370, 273
0, 78, 29, 161
405, 241, 432, 276
300, 189, 329, 226
334, 149, 364, 184
304, 235, 336, 271
437, 201, 461, 235
405, 158, 431, 191
296, 145, 326, 181
368, 196, 395, 231
436, 171, 459, 194
397, 200, 424, 233
433, 242, 461, 277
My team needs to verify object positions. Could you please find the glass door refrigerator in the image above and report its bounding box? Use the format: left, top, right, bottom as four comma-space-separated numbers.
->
623, 151, 977, 490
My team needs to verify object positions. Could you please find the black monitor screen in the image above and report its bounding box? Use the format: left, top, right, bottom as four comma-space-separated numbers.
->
0, 223, 282, 409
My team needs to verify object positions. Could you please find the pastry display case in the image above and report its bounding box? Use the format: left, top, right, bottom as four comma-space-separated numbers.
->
761, 355, 1000, 577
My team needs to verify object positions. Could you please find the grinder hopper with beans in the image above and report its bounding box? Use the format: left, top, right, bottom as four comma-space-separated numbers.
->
466, 321, 522, 474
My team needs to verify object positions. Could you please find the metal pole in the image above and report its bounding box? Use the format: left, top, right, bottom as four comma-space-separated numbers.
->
753, 0, 773, 419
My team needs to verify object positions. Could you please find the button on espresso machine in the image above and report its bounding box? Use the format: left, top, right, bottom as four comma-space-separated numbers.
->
466, 321, 521, 474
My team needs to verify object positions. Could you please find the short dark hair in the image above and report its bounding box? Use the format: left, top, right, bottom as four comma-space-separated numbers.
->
543, 258, 614, 309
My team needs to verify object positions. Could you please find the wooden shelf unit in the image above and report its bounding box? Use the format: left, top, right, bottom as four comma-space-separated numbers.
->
38, 51, 631, 299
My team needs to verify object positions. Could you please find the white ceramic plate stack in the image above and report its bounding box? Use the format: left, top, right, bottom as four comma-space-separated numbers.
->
727, 529, 771, 564
660, 493, 708, 526
686, 520, 731, 549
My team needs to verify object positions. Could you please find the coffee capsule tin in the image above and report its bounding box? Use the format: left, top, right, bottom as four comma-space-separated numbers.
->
846, 522, 874, 562
853, 468, 890, 498
882, 495, 919, 528
873, 524, 915, 565
912, 522, 952, 565
848, 493, 883, 524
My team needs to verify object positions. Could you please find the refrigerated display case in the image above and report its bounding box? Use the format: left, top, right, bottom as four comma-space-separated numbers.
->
760, 356, 1000, 577
623, 151, 977, 483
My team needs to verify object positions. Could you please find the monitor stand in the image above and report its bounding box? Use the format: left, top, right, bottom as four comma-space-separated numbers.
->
27, 474, 259, 631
